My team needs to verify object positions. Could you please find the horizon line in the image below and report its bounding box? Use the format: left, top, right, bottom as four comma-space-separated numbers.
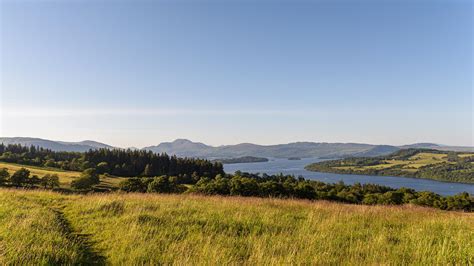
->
1, 136, 473, 150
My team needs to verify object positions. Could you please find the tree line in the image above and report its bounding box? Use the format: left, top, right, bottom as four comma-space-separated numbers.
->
0, 168, 60, 189
0, 166, 105, 190
119, 171, 473, 212
0, 143, 224, 178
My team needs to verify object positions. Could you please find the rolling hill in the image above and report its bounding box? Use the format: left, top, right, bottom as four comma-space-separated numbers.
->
305, 149, 474, 183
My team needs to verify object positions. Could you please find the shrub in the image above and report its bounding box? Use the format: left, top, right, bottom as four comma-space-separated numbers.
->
0, 168, 9, 185
81, 168, 100, 184
10, 168, 30, 186
147, 176, 177, 193
71, 176, 96, 190
119, 178, 147, 192
41, 174, 60, 189
70, 168, 101, 190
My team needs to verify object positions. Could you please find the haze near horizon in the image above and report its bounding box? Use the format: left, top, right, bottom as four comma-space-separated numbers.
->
1, 0, 472, 147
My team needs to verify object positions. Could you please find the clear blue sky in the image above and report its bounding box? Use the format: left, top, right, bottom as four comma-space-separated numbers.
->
1, 0, 472, 147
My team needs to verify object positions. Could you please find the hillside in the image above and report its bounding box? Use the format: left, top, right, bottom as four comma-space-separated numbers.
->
0, 189, 472, 265
0, 162, 126, 190
141, 140, 474, 158
306, 149, 474, 183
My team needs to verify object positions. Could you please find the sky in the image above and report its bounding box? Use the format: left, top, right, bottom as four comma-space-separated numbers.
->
0, 0, 472, 148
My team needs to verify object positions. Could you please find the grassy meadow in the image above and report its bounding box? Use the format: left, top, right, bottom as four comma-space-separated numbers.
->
335, 152, 472, 172
0, 162, 79, 186
306, 150, 474, 183
0, 188, 472, 265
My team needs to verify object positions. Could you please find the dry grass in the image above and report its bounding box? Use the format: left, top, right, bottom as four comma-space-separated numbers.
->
0, 162, 125, 189
0, 162, 79, 185
0, 189, 473, 265
334, 152, 469, 173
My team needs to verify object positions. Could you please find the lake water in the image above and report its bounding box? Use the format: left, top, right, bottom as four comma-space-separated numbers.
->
223, 158, 474, 196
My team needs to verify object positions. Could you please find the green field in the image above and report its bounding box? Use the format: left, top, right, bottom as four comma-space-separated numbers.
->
336, 152, 461, 171
0, 162, 125, 190
306, 150, 474, 183
0, 189, 472, 264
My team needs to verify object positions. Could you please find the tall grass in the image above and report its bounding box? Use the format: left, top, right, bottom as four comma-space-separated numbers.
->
1, 189, 473, 265
0, 190, 97, 264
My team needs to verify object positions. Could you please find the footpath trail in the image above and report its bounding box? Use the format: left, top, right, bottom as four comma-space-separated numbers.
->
49, 205, 107, 265
1, 189, 473, 264
0, 191, 107, 265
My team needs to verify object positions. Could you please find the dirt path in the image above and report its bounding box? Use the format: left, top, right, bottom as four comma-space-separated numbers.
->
50, 206, 107, 265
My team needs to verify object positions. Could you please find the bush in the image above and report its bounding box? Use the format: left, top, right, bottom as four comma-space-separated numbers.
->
71, 168, 101, 190
41, 174, 60, 189
119, 176, 184, 194
119, 178, 147, 192
230, 177, 259, 196
0, 168, 9, 185
362, 194, 381, 205
147, 176, 173, 193
71, 176, 96, 190
147, 176, 185, 193
81, 168, 100, 184
445, 192, 473, 211
10, 168, 30, 186
44, 159, 56, 168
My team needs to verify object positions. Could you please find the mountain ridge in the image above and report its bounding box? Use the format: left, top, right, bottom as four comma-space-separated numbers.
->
0, 137, 114, 152
143, 139, 472, 159
1, 137, 472, 158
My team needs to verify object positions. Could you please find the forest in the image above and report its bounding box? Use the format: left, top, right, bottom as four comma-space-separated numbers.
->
0, 143, 223, 178
213, 156, 269, 164
118, 171, 473, 212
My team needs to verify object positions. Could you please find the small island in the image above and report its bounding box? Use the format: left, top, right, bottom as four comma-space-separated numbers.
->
288, 157, 301, 160
214, 156, 269, 164
305, 149, 474, 183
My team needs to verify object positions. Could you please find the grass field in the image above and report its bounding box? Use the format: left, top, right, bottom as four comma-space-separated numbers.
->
0, 162, 125, 189
336, 152, 473, 173
0, 189, 472, 264
307, 150, 474, 183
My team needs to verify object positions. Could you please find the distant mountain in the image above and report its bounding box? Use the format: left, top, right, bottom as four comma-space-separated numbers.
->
399, 143, 441, 149
144, 140, 474, 159
2, 137, 472, 158
400, 143, 474, 152
0, 137, 114, 152
70, 140, 113, 149
349, 145, 400, 158
144, 139, 396, 159
147, 139, 214, 157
